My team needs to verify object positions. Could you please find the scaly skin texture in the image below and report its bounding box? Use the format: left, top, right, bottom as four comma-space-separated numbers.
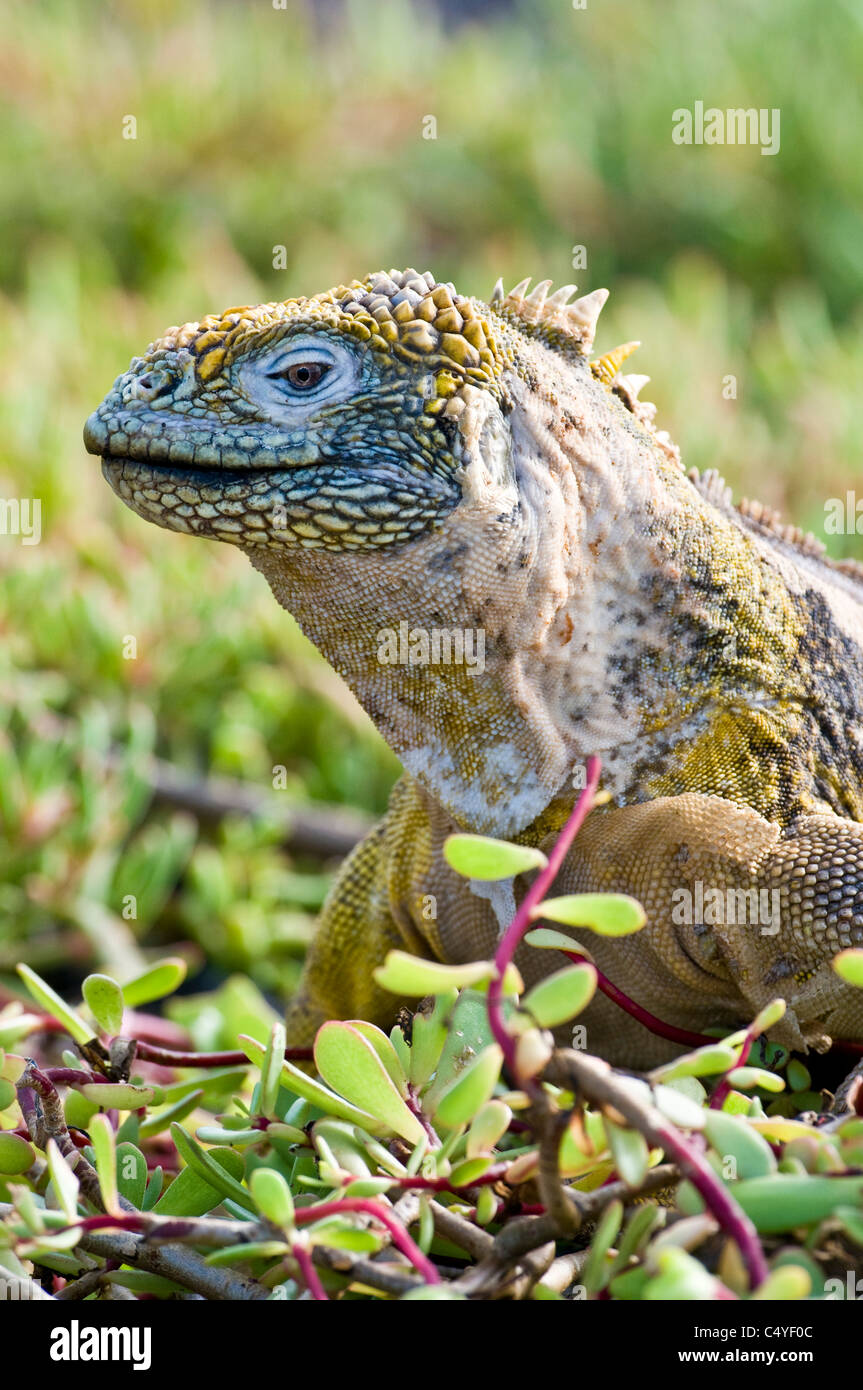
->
84, 269, 863, 1065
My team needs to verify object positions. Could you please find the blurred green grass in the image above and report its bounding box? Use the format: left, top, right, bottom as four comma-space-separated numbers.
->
1, 0, 862, 996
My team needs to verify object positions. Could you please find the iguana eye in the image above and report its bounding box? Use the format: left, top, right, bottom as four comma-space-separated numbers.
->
247, 337, 356, 414
270, 361, 332, 391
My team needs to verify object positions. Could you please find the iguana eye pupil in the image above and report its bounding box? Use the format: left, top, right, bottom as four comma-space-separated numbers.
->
279, 361, 330, 390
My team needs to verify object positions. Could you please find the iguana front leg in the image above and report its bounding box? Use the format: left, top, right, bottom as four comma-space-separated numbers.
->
286, 786, 863, 1065
551, 795, 863, 1064
283, 819, 417, 1046
284, 773, 519, 1044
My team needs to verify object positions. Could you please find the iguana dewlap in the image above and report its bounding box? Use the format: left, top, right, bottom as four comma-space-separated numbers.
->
84, 269, 863, 1065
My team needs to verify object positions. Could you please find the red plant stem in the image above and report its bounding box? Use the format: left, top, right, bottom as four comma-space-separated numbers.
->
292, 1199, 440, 1284
292, 1242, 329, 1301
709, 1026, 755, 1111
43, 1068, 101, 1086
651, 1120, 768, 1289
565, 949, 863, 1063
131, 1039, 313, 1068
561, 951, 718, 1049
75, 1213, 216, 1241
487, 755, 602, 1078
334, 1166, 508, 1196
76, 1213, 150, 1235
71, 1201, 439, 1286
384, 1165, 509, 1193
20, 1066, 59, 1103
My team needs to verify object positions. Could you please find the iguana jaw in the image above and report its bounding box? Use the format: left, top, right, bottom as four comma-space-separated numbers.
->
94, 451, 457, 552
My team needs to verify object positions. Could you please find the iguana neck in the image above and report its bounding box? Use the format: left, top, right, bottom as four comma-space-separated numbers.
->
247, 358, 798, 836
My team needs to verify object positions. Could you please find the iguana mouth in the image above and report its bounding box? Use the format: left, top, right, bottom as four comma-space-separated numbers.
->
100, 456, 277, 490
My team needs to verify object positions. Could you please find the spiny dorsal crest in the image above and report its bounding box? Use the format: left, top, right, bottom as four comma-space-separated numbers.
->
591, 339, 640, 385
490, 273, 681, 468
736, 493, 827, 560
489, 274, 610, 353
489, 274, 644, 391
687, 467, 863, 584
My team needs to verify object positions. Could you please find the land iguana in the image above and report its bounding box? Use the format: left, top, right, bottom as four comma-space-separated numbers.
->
84, 269, 863, 1066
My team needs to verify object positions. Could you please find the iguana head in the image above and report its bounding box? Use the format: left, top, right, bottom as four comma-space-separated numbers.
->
84, 268, 691, 834
83, 268, 635, 553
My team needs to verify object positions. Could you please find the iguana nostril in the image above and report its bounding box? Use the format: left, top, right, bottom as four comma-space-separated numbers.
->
124, 366, 177, 404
